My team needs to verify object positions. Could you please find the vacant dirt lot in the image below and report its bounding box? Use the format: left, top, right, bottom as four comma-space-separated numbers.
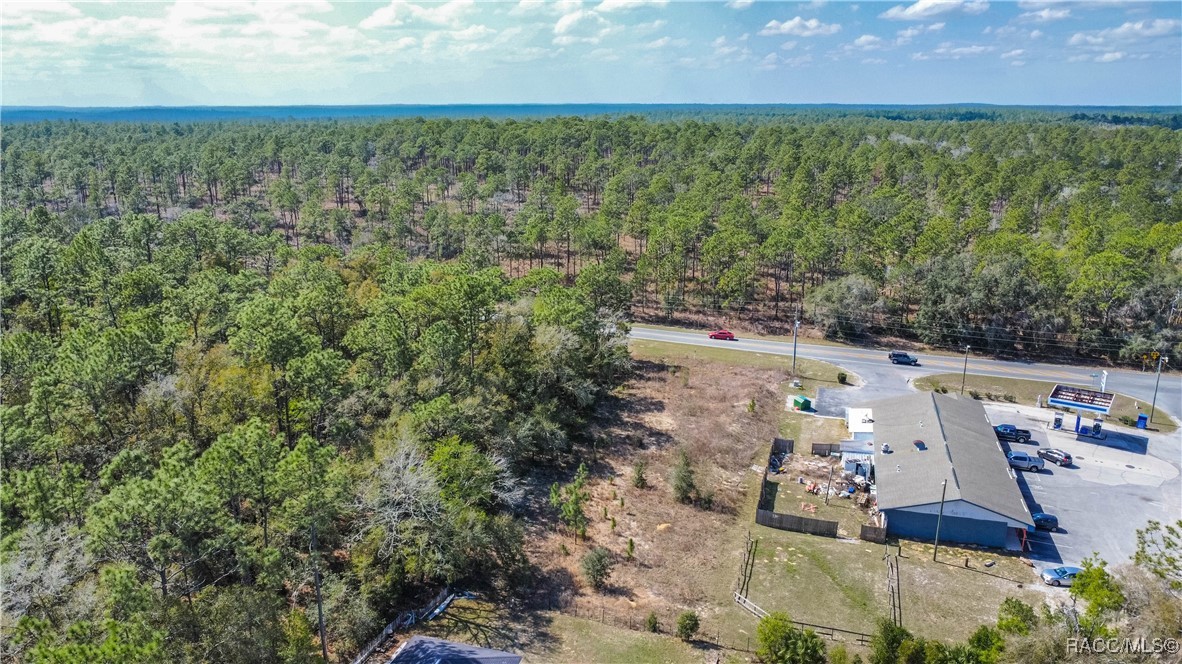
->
522, 347, 805, 619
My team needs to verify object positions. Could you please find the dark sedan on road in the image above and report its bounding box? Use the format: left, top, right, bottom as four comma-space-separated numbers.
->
887, 350, 919, 365
1032, 512, 1059, 531
993, 424, 1031, 444
1038, 448, 1073, 466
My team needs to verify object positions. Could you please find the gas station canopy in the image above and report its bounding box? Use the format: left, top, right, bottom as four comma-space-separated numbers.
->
1048, 384, 1114, 415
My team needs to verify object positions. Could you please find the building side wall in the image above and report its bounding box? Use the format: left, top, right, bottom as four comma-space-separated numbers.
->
883, 508, 1009, 548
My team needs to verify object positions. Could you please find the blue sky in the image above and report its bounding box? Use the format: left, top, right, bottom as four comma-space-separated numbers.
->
2, 1, 1179, 107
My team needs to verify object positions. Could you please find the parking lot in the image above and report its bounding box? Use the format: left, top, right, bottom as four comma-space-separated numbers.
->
983, 403, 1182, 571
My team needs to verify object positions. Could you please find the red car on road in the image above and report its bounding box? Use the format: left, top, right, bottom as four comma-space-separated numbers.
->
708, 329, 736, 340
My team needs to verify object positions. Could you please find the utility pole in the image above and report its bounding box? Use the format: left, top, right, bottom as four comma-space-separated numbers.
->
311, 523, 328, 662
824, 465, 834, 505
960, 345, 971, 395
1149, 355, 1169, 426
791, 304, 801, 379
933, 479, 948, 562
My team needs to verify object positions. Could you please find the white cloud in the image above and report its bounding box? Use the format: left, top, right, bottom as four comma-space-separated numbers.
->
595, 0, 667, 11
1017, 0, 1128, 9
862, 57, 887, 64
758, 16, 841, 37
508, 0, 555, 15
726, 0, 755, 8
897, 26, 921, 42
645, 36, 685, 48
1018, 8, 1069, 22
553, 7, 614, 44
939, 43, 990, 56
895, 22, 942, 44
1010, 59, 1025, 66
709, 35, 753, 62
851, 34, 883, 50
1030, 29, 1043, 38
1068, 19, 1180, 50
913, 40, 993, 59
879, 0, 989, 21
451, 24, 494, 41
360, 0, 475, 29
1095, 51, 1124, 62
756, 50, 815, 70
781, 40, 798, 50
587, 47, 620, 61
1001, 48, 1024, 58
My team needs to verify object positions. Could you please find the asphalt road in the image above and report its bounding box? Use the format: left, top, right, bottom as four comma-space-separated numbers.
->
630, 326, 1181, 421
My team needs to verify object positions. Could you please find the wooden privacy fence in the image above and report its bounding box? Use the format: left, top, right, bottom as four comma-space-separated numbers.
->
755, 509, 840, 537
860, 523, 888, 543
756, 438, 840, 538
860, 513, 888, 544
811, 442, 841, 456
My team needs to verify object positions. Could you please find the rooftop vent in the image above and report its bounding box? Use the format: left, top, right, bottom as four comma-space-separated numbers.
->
913, 439, 927, 451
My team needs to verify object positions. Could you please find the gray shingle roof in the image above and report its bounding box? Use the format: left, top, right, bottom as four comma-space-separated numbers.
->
865, 392, 1032, 527
388, 636, 522, 664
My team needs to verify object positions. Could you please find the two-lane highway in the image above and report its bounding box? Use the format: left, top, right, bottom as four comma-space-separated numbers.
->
629, 325, 1180, 420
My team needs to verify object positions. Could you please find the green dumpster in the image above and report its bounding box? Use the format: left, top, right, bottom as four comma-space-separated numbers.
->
793, 395, 812, 411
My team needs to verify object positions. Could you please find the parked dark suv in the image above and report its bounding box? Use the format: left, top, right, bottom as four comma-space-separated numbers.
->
993, 424, 1032, 444
888, 351, 919, 365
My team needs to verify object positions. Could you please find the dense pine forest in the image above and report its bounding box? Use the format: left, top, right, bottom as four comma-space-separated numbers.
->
2, 113, 1180, 662
4, 116, 1180, 358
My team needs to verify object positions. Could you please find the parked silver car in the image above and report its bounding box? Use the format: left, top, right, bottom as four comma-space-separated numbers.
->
1006, 450, 1045, 472
1041, 566, 1082, 587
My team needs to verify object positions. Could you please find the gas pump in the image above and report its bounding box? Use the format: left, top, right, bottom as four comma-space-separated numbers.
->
1052, 412, 1063, 430
1092, 418, 1103, 436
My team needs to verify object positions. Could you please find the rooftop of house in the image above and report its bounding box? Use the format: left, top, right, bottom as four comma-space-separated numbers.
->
387, 636, 523, 664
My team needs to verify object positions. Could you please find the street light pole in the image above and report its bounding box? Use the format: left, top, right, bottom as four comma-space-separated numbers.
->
791, 306, 800, 379
1149, 356, 1169, 425
933, 479, 948, 562
960, 345, 971, 395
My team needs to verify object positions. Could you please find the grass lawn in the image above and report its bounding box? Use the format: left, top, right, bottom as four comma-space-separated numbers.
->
914, 373, 1176, 433
742, 519, 1044, 643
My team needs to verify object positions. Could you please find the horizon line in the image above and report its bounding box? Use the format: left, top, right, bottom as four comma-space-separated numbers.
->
5, 102, 1181, 111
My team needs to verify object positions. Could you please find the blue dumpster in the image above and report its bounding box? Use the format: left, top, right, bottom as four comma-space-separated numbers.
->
1136, 413, 1148, 429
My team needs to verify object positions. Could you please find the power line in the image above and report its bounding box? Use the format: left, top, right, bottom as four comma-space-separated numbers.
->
631, 295, 1164, 353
